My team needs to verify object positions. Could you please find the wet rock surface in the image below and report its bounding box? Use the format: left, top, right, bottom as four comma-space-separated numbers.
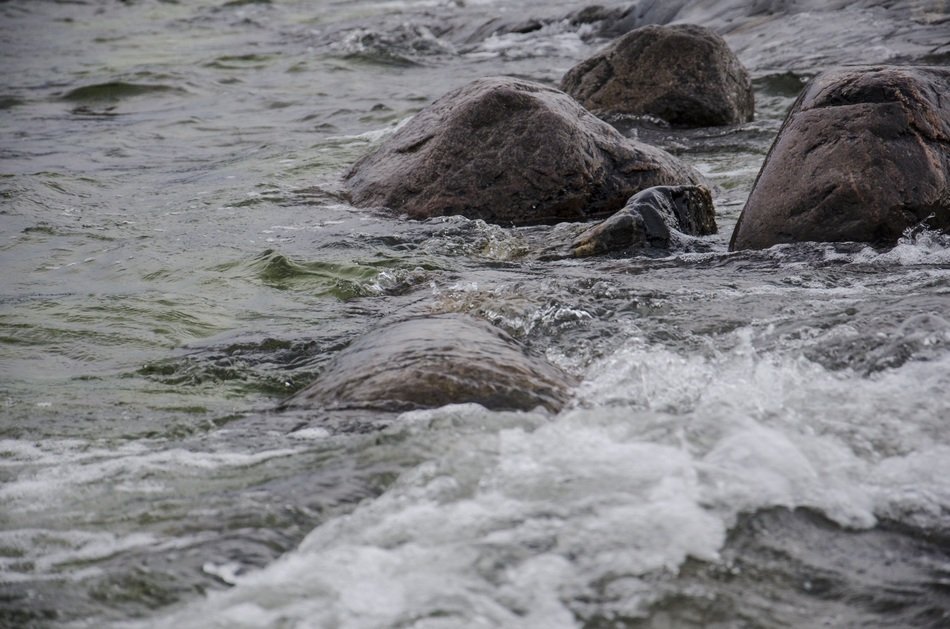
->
570, 185, 716, 257
730, 65, 950, 251
343, 76, 702, 226
560, 24, 754, 127
283, 314, 575, 413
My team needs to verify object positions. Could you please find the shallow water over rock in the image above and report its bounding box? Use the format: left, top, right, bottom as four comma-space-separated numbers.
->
1, 1, 949, 627
284, 313, 575, 414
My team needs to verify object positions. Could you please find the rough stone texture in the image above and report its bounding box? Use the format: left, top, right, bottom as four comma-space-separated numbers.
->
730, 66, 950, 251
570, 185, 716, 256
560, 24, 754, 127
283, 314, 575, 413
343, 77, 702, 226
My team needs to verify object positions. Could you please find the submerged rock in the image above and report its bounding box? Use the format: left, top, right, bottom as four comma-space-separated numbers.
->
343, 76, 702, 226
283, 314, 574, 413
560, 24, 754, 127
570, 185, 716, 256
730, 66, 950, 251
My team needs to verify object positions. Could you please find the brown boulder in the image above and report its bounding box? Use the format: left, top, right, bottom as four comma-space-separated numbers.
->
343, 77, 702, 226
730, 66, 950, 251
283, 314, 574, 413
560, 24, 754, 127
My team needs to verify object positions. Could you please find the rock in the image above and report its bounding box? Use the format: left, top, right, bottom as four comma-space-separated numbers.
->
283, 314, 574, 413
343, 77, 702, 226
730, 66, 950, 251
570, 185, 716, 256
560, 24, 754, 127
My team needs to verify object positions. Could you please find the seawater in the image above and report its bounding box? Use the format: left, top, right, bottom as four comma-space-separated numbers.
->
1, 0, 949, 627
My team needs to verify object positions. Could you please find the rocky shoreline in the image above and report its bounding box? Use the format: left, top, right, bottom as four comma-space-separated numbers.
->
294, 21, 950, 417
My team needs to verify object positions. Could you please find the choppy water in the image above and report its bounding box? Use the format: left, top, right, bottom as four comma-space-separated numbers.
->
2, 0, 949, 627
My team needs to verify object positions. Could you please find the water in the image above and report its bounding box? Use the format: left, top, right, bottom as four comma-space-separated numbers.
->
1, 0, 949, 627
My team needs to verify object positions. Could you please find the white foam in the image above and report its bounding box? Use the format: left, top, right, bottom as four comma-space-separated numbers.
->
0, 441, 301, 513
288, 427, 332, 440
869, 446, 950, 528
464, 24, 590, 62
138, 329, 950, 628
853, 228, 950, 266
0, 528, 158, 578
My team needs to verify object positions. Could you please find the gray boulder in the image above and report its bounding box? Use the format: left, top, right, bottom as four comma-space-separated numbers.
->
283, 314, 574, 413
730, 66, 950, 251
571, 185, 716, 256
343, 76, 702, 226
560, 24, 754, 127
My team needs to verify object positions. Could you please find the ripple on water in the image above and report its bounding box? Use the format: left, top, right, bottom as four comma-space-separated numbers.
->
213, 248, 436, 299
2, 0, 950, 626
124, 330, 950, 628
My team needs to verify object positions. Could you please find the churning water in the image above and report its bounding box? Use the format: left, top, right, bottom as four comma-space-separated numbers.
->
1, 0, 949, 627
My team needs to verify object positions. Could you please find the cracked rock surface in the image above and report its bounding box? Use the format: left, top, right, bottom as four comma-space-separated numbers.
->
730, 65, 950, 251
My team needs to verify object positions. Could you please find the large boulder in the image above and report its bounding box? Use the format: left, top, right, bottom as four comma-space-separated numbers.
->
730, 66, 950, 251
283, 314, 574, 413
343, 77, 702, 226
560, 24, 754, 127
570, 185, 716, 256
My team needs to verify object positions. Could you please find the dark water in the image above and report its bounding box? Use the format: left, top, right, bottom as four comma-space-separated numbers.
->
1, 0, 949, 627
